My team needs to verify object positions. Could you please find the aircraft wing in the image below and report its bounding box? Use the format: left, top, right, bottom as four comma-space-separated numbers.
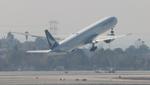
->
26, 49, 51, 53
94, 33, 132, 42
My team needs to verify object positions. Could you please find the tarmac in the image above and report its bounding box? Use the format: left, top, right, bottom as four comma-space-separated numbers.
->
0, 71, 150, 85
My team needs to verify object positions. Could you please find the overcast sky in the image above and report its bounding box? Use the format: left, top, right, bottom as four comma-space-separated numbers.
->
0, 0, 150, 48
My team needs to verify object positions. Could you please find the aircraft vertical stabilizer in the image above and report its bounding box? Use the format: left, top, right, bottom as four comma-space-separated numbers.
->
45, 30, 59, 49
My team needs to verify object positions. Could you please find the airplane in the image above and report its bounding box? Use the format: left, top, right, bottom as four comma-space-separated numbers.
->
25, 16, 118, 55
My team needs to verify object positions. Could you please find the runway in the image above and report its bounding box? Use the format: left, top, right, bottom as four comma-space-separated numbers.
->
0, 71, 150, 85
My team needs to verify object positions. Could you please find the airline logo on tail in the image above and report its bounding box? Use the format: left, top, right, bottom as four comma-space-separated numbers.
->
45, 30, 59, 49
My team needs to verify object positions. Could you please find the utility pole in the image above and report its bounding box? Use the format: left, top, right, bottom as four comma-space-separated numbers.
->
49, 20, 58, 36
135, 38, 145, 48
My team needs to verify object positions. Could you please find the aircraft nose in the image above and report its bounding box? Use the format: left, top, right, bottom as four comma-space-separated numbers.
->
110, 16, 117, 19
109, 16, 118, 25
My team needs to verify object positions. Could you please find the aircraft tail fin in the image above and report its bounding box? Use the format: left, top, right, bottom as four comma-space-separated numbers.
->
45, 29, 59, 49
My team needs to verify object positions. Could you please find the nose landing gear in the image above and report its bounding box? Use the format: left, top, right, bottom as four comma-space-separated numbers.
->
108, 28, 115, 36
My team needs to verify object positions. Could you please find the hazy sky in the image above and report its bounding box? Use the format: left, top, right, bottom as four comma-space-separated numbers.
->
0, 0, 150, 48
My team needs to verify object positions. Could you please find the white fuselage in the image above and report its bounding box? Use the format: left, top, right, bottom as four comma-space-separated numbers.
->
53, 16, 117, 52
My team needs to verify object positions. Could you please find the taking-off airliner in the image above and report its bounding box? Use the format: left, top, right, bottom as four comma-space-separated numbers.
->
26, 16, 121, 55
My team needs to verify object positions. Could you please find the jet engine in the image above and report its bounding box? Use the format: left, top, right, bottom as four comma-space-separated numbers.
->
104, 28, 115, 44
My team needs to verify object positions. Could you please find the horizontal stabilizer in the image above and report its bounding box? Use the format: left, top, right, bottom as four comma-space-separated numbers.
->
26, 50, 51, 53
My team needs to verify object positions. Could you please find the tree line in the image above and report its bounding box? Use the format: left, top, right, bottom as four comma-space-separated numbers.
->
0, 32, 149, 71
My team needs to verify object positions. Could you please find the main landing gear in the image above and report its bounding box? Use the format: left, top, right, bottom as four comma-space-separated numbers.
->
90, 43, 97, 51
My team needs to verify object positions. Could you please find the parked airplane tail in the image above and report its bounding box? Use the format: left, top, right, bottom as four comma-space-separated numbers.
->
45, 30, 59, 49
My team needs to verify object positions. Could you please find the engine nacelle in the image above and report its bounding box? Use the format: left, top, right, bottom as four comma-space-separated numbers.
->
104, 39, 114, 44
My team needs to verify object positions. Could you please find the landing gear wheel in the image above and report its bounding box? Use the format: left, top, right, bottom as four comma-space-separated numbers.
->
110, 28, 115, 36
90, 43, 97, 51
